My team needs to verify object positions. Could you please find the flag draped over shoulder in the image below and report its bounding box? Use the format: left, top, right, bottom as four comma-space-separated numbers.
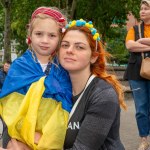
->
0, 50, 72, 150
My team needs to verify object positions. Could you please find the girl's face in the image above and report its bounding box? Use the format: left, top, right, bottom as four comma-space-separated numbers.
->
30, 18, 59, 60
59, 30, 97, 73
140, 4, 150, 22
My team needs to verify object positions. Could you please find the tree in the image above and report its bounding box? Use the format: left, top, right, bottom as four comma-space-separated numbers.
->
70, 0, 76, 19
0, 4, 4, 49
72, 0, 129, 41
127, 0, 141, 19
0, 0, 11, 62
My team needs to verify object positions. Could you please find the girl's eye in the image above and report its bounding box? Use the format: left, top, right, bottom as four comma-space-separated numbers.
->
35, 32, 42, 36
49, 34, 56, 37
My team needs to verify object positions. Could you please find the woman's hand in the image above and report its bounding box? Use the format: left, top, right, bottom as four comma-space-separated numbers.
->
0, 139, 32, 150
0, 131, 41, 150
34, 132, 41, 144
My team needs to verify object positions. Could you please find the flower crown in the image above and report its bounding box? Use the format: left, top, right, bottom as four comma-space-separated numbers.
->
65, 19, 101, 41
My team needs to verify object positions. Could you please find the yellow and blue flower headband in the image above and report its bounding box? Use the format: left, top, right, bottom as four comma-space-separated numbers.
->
65, 19, 101, 42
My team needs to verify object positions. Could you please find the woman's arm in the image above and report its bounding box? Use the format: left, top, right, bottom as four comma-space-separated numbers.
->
3, 132, 41, 150
0, 139, 31, 150
125, 27, 150, 52
2, 126, 39, 150
126, 40, 150, 52
137, 38, 150, 46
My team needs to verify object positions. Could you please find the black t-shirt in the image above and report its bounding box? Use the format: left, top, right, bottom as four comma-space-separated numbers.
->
64, 77, 125, 150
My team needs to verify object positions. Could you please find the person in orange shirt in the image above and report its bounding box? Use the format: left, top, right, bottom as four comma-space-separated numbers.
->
124, 0, 150, 150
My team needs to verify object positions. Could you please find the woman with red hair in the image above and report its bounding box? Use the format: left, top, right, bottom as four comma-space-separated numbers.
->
59, 19, 126, 150
1, 19, 127, 150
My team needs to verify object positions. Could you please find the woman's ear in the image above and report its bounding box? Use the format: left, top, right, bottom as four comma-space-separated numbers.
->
90, 52, 99, 64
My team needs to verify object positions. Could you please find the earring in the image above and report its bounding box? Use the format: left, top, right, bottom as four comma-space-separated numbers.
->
26, 37, 31, 45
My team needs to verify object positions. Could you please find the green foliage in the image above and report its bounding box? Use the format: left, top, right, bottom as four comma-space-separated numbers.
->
127, 0, 141, 19
106, 27, 129, 65
0, 0, 142, 62
75, 0, 129, 41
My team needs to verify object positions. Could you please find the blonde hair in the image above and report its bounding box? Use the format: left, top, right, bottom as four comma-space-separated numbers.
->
141, 0, 150, 7
28, 13, 60, 36
27, 6, 67, 44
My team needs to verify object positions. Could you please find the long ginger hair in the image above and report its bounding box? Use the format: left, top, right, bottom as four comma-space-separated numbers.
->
62, 26, 127, 110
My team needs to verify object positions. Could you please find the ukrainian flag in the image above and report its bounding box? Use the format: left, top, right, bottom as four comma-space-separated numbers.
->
0, 50, 72, 150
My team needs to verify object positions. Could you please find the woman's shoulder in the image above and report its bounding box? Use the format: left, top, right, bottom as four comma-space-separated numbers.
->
126, 27, 135, 42
82, 77, 120, 119
88, 77, 119, 104
93, 77, 114, 91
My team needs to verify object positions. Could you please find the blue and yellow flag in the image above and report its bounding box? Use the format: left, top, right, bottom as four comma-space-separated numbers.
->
0, 50, 72, 150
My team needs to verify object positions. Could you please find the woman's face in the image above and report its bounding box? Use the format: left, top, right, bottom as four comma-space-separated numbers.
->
59, 30, 97, 73
140, 3, 150, 22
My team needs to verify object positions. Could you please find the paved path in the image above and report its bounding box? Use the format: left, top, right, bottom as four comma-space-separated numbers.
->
120, 100, 150, 150
120, 100, 139, 150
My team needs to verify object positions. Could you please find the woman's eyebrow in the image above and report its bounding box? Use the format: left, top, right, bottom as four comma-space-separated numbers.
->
61, 41, 86, 45
74, 42, 86, 45
61, 40, 69, 43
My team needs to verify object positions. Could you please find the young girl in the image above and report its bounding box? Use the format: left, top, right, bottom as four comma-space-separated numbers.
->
59, 19, 126, 150
0, 7, 72, 150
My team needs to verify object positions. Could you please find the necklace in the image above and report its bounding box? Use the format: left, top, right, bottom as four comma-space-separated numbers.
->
69, 74, 96, 120
73, 73, 92, 98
